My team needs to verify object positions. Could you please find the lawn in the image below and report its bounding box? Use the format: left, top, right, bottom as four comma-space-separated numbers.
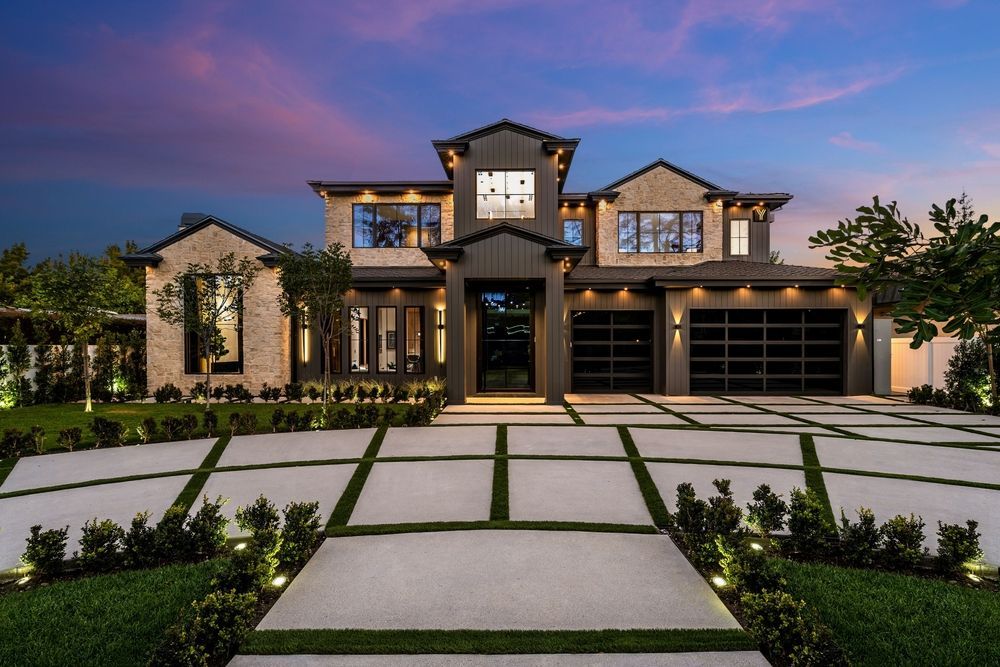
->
777, 559, 1000, 666
0, 560, 225, 666
0, 401, 411, 452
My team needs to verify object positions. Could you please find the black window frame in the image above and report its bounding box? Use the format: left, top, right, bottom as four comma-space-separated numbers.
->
563, 218, 584, 246
183, 278, 244, 375
349, 306, 370, 373
475, 169, 536, 220
404, 306, 425, 374
617, 210, 703, 253
352, 203, 442, 248
376, 306, 398, 374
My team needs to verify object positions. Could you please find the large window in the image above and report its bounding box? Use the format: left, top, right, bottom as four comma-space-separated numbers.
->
730, 219, 749, 256
184, 277, 243, 374
404, 307, 424, 374
376, 306, 397, 373
349, 307, 369, 373
618, 211, 703, 253
353, 204, 441, 248
563, 219, 584, 246
476, 170, 535, 219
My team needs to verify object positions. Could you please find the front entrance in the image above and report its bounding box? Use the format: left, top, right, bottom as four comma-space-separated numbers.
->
479, 289, 534, 391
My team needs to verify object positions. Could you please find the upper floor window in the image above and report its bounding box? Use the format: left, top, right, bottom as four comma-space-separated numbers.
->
353, 204, 441, 248
563, 219, 584, 246
730, 219, 749, 256
617, 211, 703, 253
476, 170, 535, 219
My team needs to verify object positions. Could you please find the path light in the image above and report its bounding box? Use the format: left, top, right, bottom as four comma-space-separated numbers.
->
272, 575, 288, 587
750, 542, 764, 551
16, 575, 31, 586
967, 573, 982, 583
711, 575, 727, 588
234, 542, 247, 551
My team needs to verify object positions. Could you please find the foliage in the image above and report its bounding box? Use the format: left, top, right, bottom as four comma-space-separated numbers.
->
57, 426, 82, 451
745, 484, 788, 537
768, 249, 784, 265
149, 590, 258, 666
160, 416, 183, 440
673, 482, 707, 544
153, 252, 260, 411
881, 513, 927, 570
270, 407, 286, 432
1, 320, 32, 407
0, 242, 31, 306
153, 382, 183, 403
153, 505, 194, 564
935, 520, 982, 575
202, 410, 218, 438
186, 496, 230, 561
810, 193, 1000, 405
236, 495, 281, 535
283, 381, 304, 402
705, 478, 744, 539
180, 413, 198, 440
943, 338, 998, 410
121, 511, 157, 569
786, 487, 834, 558
78, 518, 125, 573
717, 538, 785, 595
137, 416, 157, 443
90, 416, 126, 447
22, 524, 69, 577
276, 242, 353, 408
740, 590, 847, 666
2, 427, 32, 457
838, 507, 881, 567
278, 501, 321, 570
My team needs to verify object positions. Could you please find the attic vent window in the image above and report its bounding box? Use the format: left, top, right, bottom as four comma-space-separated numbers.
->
476, 170, 535, 220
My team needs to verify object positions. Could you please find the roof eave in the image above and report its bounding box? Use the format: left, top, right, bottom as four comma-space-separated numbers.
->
653, 278, 838, 288
120, 252, 163, 268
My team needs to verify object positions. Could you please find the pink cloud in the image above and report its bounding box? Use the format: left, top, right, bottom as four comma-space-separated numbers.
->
829, 131, 882, 153
982, 143, 1000, 158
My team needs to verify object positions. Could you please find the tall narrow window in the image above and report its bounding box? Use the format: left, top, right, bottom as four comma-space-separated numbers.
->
376, 306, 397, 373
618, 212, 638, 252
184, 277, 243, 374
404, 307, 424, 374
682, 212, 703, 252
731, 219, 749, 256
349, 306, 369, 373
476, 170, 535, 219
563, 219, 584, 246
420, 205, 441, 247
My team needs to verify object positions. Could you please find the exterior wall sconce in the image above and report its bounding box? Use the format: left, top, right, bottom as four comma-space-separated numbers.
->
855, 323, 865, 330
673, 324, 683, 330
436, 309, 446, 364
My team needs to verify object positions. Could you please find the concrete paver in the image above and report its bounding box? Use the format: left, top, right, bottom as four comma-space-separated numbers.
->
349, 460, 493, 525
630, 428, 803, 465
686, 414, 806, 427
434, 414, 575, 425
724, 396, 816, 405
564, 394, 642, 404
581, 414, 687, 426
379, 425, 496, 457
196, 464, 357, 537
230, 653, 771, 666
570, 404, 663, 413
901, 413, 1000, 427
218, 430, 374, 467
507, 426, 625, 456
257, 531, 740, 630
638, 395, 730, 404
1, 438, 214, 493
813, 437, 1000, 486
840, 426, 1000, 443
664, 405, 764, 414
443, 404, 566, 413
508, 460, 652, 525
785, 413, 919, 426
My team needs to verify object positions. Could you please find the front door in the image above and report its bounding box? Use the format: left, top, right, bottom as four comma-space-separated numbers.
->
479, 289, 533, 391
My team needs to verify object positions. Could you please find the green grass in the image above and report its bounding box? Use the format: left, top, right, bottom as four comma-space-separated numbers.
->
490, 425, 509, 521
799, 434, 835, 525
172, 435, 231, 510
617, 426, 671, 528
326, 520, 658, 538
0, 402, 411, 452
324, 426, 386, 529
563, 402, 585, 425
242, 628, 754, 654
777, 559, 1000, 666
0, 560, 224, 667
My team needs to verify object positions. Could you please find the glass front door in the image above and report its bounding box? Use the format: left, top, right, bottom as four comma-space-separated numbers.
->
480, 289, 533, 391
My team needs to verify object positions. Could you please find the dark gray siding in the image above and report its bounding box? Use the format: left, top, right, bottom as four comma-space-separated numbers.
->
722, 205, 771, 263
453, 129, 559, 238
558, 205, 596, 265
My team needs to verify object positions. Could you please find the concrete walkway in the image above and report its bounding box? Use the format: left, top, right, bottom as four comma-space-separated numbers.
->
231, 653, 770, 666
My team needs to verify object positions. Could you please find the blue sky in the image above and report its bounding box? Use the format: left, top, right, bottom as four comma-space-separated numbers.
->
2, 0, 998, 265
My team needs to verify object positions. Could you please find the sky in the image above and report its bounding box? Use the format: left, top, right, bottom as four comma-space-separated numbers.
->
1, 0, 999, 266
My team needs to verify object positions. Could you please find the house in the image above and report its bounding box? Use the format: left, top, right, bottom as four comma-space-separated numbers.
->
125, 119, 873, 404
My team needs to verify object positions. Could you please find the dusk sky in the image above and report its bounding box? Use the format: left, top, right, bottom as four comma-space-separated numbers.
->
2, 0, 998, 265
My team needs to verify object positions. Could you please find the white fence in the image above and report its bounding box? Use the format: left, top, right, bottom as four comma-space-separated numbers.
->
890, 338, 960, 393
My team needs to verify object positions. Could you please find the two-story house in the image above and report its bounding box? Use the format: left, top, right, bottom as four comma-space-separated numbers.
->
126, 119, 873, 404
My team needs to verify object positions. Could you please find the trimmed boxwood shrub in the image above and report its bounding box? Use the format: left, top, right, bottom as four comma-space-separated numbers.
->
278, 501, 321, 571
22, 525, 69, 577
137, 417, 157, 444
187, 496, 229, 562
202, 410, 218, 438
838, 506, 881, 567
90, 417, 126, 448
160, 416, 182, 441
149, 590, 258, 666
740, 590, 847, 666
881, 513, 927, 570
746, 483, 788, 537
77, 518, 125, 573
935, 520, 982, 575
121, 511, 157, 569
57, 426, 82, 452
153, 383, 183, 403
787, 487, 834, 558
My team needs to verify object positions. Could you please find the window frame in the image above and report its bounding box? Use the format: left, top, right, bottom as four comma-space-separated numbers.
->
349, 306, 370, 374
352, 203, 442, 249
376, 306, 398, 374
404, 306, 425, 374
563, 218, 584, 246
617, 210, 703, 254
183, 277, 244, 375
475, 169, 536, 220
730, 218, 750, 256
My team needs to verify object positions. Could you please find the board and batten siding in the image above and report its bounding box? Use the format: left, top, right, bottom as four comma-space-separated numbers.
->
722, 205, 771, 263
558, 205, 597, 265
665, 286, 873, 395
453, 129, 560, 239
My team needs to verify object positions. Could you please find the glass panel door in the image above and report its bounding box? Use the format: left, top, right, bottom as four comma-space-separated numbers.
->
480, 289, 533, 391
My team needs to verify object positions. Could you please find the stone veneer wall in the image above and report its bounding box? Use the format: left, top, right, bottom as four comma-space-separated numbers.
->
595, 165, 724, 266
324, 193, 454, 267
145, 224, 291, 394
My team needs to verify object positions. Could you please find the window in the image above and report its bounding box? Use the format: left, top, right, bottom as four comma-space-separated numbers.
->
352, 204, 441, 248
404, 307, 424, 374
730, 219, 749, 256
349, 306, 369, 372
617, 211, 703, 253
376, 307, 396, 373
563, 219, 584, 245
184, 276, 243, 374
476, 170, 535, 219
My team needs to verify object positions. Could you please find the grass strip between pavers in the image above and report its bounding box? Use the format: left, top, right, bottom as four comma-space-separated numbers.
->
326, 520, 658, 538
490, 425, 509, 521
0, 458, 17, 487
241, 628, 754, 655
799, 434, 835, 525
563, 402, 585, 425
617, 426, 671, 528
630, 394, 700, 424
324, 425, 387, 530
172, 435, 232, 511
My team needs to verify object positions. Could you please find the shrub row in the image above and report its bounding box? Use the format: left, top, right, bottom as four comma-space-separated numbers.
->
153, 377, 446, 405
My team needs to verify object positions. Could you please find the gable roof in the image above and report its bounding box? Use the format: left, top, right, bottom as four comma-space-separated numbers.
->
442, 118, 569, 143
602, 158, 723, 192
121, 215, 292, 268
422, 222, 588, 269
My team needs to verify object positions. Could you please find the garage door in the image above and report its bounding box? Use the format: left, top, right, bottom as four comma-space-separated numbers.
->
689, 309, 844, 394
571, 310, 653, 392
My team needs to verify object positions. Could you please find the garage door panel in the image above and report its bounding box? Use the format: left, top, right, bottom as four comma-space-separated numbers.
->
689, 309, 844, 395
572, 310, 653, 393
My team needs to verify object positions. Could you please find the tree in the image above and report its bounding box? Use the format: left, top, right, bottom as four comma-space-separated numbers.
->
768, 250, 784, 265
101, 242, 146, 314
0, 243, 31, 306
275, 243, 352, 415
28, 255, 119, 412
810, 194, 1000, 405
153, 253, 260, 411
